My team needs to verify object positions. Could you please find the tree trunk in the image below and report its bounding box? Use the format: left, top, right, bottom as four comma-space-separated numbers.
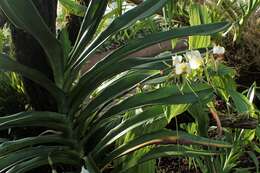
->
11, 0, 57, 111
66, 0, 89, 44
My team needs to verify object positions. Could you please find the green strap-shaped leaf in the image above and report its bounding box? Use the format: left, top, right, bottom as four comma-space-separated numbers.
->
96, 129, 231, 167
0, 146, 69, 171
101, 83, 213, 120
59, 0, 86, 17
82, 115, 122, 154
69, 0, 108, 63
76, 70, 157, 131
71, 22, 230, 111
6, 150, 81, 173
0, 135, 75, 157
79, 21, 229, 74
82, 107, 165, 152
0, 0, 64, 86
0, 111, 69, 133
139, 145, 219, 162
70, 57, 162, 113
91, 107, 165, 154
0, 54, 65, 102
70, 0, 169, 69
115, 145, 219, 173
74, 21, 229, 71
79, 83, 212, 138
133, 48, 207, 71
85, 154, 102, 173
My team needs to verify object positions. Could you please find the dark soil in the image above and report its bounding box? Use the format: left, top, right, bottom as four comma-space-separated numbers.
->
157, 157, 201, 173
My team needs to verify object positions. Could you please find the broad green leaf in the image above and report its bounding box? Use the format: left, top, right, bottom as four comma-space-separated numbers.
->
188, 103, 209, 137
0, 54, 64, 102
242, 129, 255, 142
228, 89, 254, 113
0, 0, 64, 86
166, 104, 190, 122
59, 0, 86, 17
208, 63, 236, 102
97, 129, 231, 166
215, 64, 236, 77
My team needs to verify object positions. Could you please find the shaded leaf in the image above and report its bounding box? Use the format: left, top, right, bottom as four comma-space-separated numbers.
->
0, 0, 64, 85
0, 54, 64, 102
97, 129, 231, 166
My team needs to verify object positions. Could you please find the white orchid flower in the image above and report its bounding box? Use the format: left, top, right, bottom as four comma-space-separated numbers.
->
213, 45, 225, 55
172, 55, 183, 66
175, 63, 191, 75
186, 50, 203, 69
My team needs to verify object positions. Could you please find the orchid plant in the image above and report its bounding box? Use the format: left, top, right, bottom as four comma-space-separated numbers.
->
115, 45, 238, 172
151, 44, 256, 138
172, 45, 225, 76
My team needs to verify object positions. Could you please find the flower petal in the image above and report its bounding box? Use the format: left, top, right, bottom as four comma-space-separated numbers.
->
172, 55, 183, 66
213, 45, 225, 55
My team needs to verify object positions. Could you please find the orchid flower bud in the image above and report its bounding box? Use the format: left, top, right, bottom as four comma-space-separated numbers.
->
213, 45, 225, 55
